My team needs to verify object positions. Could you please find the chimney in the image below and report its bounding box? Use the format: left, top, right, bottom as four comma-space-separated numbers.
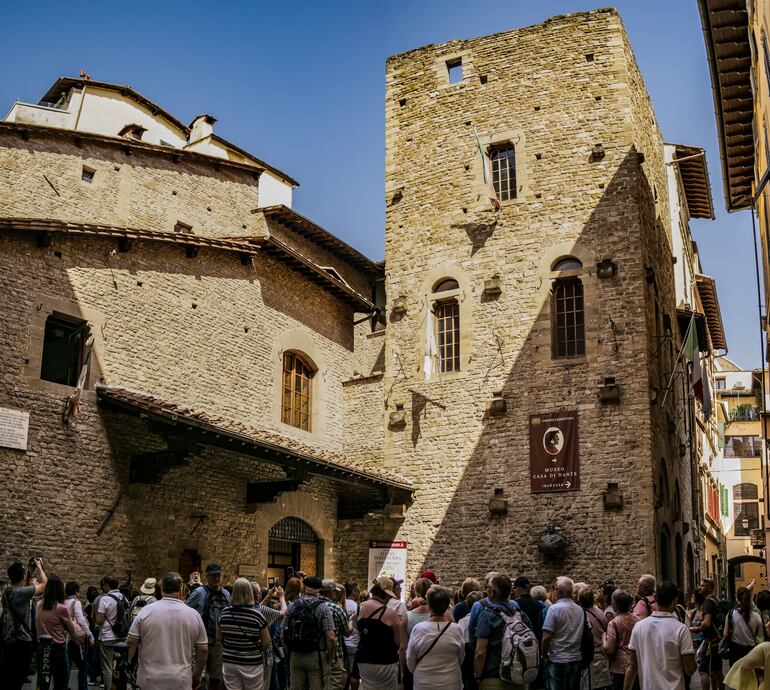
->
189, 114, 216, 143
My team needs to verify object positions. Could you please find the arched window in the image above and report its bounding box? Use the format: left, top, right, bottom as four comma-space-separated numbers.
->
281, 352, 314, 431
552, 280, 584, 358
734, 483, 759, 500
552, 257, 583, 272
432, 278, 460, 373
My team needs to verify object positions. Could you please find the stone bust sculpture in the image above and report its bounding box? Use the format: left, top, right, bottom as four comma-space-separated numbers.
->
538, 523, 566, 556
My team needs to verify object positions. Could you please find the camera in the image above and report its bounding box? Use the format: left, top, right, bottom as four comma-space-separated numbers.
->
28, 557, 41, 571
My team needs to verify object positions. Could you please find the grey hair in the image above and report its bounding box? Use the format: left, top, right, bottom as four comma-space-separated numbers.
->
638, 574, 656, 595
531, 585, 548, 601
484, 571, 501, 588
230, 577, 256, 607
555, 576, 575, 598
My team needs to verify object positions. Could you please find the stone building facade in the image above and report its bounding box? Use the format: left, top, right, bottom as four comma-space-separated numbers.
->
0, 9, 725, 591
381, 8, 723, 589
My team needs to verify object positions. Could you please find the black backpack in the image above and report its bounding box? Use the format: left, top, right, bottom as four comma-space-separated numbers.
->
107, 593, 131, 639
1, 588, 30, 643
579, 610, 594, 670
284, 598, 324, 653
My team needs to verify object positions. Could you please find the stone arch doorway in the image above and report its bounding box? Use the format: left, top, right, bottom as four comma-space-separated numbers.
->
266, 517, 320, 586
727, 555, 767, 600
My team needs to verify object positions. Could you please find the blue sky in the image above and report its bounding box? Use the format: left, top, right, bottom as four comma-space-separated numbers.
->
1, 0, 761, 368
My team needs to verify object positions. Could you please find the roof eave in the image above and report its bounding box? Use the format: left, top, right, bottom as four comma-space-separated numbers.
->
697, 0, 755, 212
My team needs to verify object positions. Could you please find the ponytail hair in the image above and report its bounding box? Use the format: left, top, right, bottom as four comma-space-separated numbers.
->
737, 586, 752, 624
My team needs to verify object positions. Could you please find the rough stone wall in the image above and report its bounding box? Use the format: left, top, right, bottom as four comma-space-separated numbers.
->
0, 131, 260, 237
618, 25, 699, 586
0, 228, 363, 584
377, 9, 675, 589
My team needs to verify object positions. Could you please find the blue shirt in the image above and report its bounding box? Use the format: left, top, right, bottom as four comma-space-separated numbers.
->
468, 597, 520, 648
475, 601, 519, 679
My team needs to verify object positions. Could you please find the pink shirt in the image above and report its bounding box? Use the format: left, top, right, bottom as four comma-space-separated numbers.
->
605, 612, 639, 674
36, 602, 82, 645
633, 594, 656, 620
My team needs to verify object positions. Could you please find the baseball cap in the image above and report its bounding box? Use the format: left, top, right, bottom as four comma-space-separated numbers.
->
420, 570, 438, 583
513, 576, 531, 589
205, 562, 222, 575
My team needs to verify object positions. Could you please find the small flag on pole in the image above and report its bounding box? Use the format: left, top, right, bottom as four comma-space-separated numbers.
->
475, 129, 500, 211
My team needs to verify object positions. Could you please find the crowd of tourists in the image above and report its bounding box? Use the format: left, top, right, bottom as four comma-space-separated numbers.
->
3, 558, 770, 690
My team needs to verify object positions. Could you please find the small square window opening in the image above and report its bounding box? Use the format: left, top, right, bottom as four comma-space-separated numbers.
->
174, 221, 193, 234
81, 167, 95, 183
447, 59, 463, 84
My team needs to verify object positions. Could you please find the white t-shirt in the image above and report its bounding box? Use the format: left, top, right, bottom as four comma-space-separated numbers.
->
127, 597, 207, 690
730, 610, 762, 647
405, 620, 465, 690
628, 611, 694, 690
97, 591, 128, 643
542, 598, 585, 663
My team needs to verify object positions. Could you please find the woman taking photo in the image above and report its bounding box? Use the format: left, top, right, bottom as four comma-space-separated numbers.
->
406, 586, 464, 690
36, 574, 84, 690
216, 577, 271, 690
725, 586, 762, 665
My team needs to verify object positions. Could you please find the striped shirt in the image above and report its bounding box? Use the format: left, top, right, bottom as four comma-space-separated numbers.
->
218, 606, 268, 665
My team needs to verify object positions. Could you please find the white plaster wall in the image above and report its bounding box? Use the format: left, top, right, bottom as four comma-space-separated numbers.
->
75, 88, 187, 147
258, 171, 292, 208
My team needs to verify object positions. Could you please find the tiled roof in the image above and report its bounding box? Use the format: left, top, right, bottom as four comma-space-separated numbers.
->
96, 385, 412, 492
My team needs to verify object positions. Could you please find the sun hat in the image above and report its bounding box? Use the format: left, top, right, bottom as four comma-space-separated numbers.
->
140, 577, 157, 595
374, 576, 397, 599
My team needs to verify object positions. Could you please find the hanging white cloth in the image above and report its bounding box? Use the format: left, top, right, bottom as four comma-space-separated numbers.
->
424, 304, 437, 381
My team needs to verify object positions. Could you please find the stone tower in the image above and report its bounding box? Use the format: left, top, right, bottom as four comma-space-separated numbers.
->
382, 9, 684, 585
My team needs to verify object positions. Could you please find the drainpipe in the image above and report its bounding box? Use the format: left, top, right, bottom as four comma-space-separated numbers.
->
73, 85, 87, 131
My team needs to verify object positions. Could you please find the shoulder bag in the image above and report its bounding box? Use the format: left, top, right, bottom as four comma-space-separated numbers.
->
718, 608, 733, 659
414, 621, 451, 667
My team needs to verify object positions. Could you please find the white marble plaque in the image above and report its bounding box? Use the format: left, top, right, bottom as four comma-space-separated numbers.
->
0, 407, 30, 450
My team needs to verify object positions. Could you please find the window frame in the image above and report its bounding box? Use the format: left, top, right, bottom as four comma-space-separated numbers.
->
551, 271, 586, 360
281, 351, 315, 432
40, 313, 90, 387
488, 143, 517, 202
430, 278, 462, 375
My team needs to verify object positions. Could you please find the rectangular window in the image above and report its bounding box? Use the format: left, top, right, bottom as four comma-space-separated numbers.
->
490, 145, 517, 202
735, 501, 760, 536
715, 378, 726, 390
725, 436, 762, 458
174, 221, 193, 234
40, 315, 90, 386
553, 278, 585, 358
281, 352, 313, 432
436, 300, 460, 373
447, 58, 463, 84
81, 167, 95, 183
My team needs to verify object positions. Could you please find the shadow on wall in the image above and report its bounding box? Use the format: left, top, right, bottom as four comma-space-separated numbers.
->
399, 147, 676, 588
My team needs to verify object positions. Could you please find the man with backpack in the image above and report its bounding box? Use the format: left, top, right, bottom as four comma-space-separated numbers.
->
541, 576, 586, 690
689, 578, 723, 690
281, 575, 336, 690
186, 562, 231, 690
129, 577, 158, 622
95, 574, 131, 688
0, 558, 47, 690
474, 574, 539, 689
633, 575, 657, 620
